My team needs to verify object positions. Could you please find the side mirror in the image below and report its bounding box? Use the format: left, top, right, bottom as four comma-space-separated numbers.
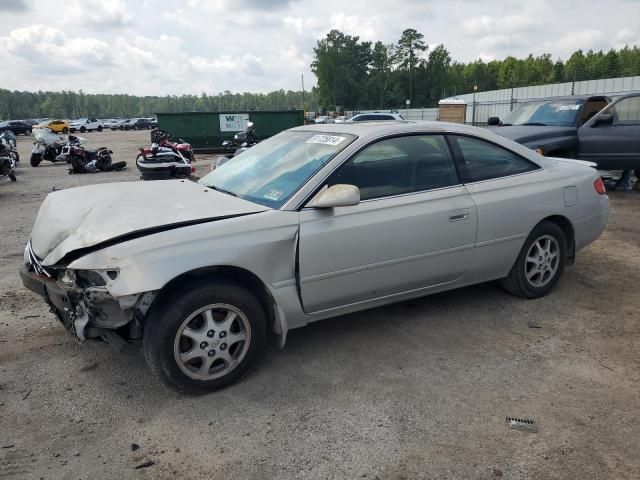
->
592, 113, 613, 127
487, 116, 500, 126
308, 184, 360, 209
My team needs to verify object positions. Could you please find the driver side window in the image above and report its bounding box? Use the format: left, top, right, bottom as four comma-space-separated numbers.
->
610, 96, 640, 125
327, 135, 459, 201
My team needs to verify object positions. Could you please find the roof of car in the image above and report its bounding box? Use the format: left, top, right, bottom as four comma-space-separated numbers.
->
291, 120, 481, 140
519, 94, 610, 102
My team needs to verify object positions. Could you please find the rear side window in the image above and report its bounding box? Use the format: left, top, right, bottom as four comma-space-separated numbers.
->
449, 135, 539, 182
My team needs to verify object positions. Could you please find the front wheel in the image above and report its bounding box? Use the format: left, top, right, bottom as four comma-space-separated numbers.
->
501, 221, 567, 299
143, 280, 266, 394
63, 127, 69, 134
97, 126, 103, 132
30, 153, 42, 167
9, 172, 16, 181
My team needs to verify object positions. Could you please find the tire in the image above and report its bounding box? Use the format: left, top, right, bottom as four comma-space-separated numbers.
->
30, 153, 42, 167
501, 221, 567, 299
9, 172, 16, 181
97, 125, 103, 132
25, 129, 32, 136
143, 279, 267, 394
63, 128, 69, 134
80, 126, 86, 133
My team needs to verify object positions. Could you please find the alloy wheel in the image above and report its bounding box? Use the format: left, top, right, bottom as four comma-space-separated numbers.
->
524, 235, 560, 288
173, 304, 251, 381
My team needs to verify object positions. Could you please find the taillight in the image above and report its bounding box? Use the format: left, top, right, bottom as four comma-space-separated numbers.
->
594, 177, 606, 195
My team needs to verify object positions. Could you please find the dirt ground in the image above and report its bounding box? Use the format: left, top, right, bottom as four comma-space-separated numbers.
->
0, 130, 639, 479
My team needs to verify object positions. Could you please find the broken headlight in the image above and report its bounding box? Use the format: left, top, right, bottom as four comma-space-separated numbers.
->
58, 269, 119, 289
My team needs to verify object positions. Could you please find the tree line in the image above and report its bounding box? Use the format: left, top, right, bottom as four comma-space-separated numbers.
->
1, 28, 639, 119
312, 28, 640, 111
0, 89, 317, 121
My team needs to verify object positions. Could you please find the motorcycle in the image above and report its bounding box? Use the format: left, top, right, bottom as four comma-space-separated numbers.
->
54, 135, 89, 163
136, 128, 195, 180
30, 128, 66, 167
215, 121, 258, 170
0, 135, 17, 182
64, 140, 125, 174
0, 130, 19, 164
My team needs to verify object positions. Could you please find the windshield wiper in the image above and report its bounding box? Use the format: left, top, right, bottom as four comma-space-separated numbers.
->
209, 185, 237, 197
521, 122, 547, 126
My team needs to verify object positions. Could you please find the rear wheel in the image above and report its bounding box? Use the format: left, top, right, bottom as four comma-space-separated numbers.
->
25, 128, 32, 136
143, 280, 266, 394
97, 125, 103, 132
30, 153, 42, 167
80, 126, 86, 133
9, 172, 16, 181
501, 221, 567, 299
63, 128, 69, 134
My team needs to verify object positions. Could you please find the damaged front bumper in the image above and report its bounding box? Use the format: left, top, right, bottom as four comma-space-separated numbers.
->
20, 249, 155, 351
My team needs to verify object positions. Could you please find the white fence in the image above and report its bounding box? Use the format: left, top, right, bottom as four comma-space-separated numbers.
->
442, 75, 640, 124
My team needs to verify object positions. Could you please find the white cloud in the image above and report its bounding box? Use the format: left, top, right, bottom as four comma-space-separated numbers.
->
0, 0, 637, 95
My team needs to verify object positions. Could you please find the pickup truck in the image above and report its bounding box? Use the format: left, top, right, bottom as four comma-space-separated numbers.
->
68, 117, 104, 133
489, 92, 640, 170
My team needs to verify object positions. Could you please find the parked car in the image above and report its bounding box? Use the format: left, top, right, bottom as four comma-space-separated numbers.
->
148, 117, 158, 128
489, 92, 640, 170
347, 112, 405, 122
314, 115, 334, 124
110, 119, 130, 130
0, 120, 33, 135
334, 115, 347, 123
37, 119, 69, 134
124, 118, 153, 130
69, 117, 104, 133
20, 122, 609, 394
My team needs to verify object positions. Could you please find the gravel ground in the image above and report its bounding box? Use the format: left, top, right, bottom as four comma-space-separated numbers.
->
0, 130, 639, 479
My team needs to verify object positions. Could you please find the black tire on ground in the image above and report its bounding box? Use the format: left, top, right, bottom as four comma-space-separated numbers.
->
9, 172, 16, 181
97, 125, 103, 132
30, 153, 42, 167
14, 152, 19, 163
501, 221, 567, 299
25, 129, 32, 136
80, 126, 86, 133
143, 279, 267, 394
63, 128, 69, 134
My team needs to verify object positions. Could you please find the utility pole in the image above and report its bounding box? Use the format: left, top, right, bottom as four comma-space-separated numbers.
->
301, 74, 305, 112
409, 39, 413, 107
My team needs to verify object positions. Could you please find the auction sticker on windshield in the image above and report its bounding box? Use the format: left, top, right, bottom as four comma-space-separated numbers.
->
306, 135, 346, 146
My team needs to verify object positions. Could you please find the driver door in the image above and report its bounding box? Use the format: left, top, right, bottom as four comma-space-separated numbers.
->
298, 134, 477, 314
578, 93, 640, 170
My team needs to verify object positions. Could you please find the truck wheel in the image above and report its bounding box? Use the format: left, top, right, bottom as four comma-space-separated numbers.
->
501, 221, 567, 299
97, 126, 103, 132
80, 126, 86, 133
143, 280, 267, 394
30, 153, 42, 167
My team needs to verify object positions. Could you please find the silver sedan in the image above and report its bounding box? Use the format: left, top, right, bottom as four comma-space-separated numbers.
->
20, 121, 609, 393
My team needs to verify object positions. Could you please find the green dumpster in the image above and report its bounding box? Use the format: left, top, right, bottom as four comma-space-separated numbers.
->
156, 110, 304, 152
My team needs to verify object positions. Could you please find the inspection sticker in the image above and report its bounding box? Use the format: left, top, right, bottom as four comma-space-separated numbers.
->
557, 104, 580, 111
264, 189, 283, 201
306, 135, 346, 146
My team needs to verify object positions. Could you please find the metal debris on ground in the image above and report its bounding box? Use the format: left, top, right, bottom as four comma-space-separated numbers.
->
506, 417, 538, 433
134, 460, 155, 469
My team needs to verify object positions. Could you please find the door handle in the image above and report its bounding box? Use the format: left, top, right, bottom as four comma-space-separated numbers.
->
449, 209, 469, 222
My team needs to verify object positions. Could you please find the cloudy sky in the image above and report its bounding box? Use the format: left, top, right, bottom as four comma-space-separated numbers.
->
0, 0, 638, 96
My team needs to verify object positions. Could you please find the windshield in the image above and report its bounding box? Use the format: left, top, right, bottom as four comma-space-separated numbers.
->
502, 99, 584, 127
199, 130, 356, 208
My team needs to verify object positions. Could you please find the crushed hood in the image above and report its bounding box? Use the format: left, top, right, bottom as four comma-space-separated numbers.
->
489, 125, 576, 145
31, 180, 267, 266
